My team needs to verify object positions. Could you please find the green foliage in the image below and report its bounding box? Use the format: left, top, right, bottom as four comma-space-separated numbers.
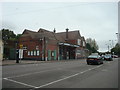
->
2, 29, 16, 41
111, 43, 120, 56
2, 29, 22, 41
86, 38, 99, 54
16, 34, 22, 40
86, 38, 99, 50
1, 28, 22, 59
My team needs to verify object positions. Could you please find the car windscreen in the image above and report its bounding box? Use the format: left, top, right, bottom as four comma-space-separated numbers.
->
105, 55, 111, 58
88, 55, 99, 58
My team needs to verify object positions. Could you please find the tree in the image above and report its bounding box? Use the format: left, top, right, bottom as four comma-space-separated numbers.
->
86, 43, 92, 54
16, 34, 22, 40
111, 43, 120, 56
86, 38, 99, 53
2, 29, 16, 41
1, 29, 22, 59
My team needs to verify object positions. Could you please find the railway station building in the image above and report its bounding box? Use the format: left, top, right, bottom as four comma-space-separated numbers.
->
19, 28, 89, 61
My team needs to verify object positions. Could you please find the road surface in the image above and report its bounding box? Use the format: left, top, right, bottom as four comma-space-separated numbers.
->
2, 58, 119, 89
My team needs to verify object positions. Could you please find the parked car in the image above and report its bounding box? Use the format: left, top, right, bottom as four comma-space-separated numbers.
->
112, 55, 118, 58
86, 55, 103, 65
101, 55, 105, 60
104, 54, 113, 61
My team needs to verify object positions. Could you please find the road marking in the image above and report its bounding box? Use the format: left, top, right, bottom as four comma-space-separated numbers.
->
88, 68, 92, 70
3, 78, 37, 88
36, 65, 103, 88
4, 68, 62, 79
3, 64, 103, 88
4, 64, 83, 79
101, 69, 108, 72
35, 73, 80, 88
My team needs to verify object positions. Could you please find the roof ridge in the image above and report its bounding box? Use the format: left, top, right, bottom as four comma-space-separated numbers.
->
38, 28, 52, 33
56, 30, 79, 34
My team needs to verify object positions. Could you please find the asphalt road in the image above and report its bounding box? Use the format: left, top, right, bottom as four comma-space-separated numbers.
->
2, 58, 119, 89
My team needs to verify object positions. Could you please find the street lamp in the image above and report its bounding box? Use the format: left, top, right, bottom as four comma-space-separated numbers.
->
15, 41, 19, 63
109, 40, 114, 49
116, 33, 120, 44
40, 38, 43, 60
105, 44, 110, 53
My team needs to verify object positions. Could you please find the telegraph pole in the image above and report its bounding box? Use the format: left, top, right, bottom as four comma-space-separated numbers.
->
16, 41, 19, 63
44, 37, 46, 61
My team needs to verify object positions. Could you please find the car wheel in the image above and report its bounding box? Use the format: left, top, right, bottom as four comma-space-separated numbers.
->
97, 62, 100, 65
87, 62, 90, 65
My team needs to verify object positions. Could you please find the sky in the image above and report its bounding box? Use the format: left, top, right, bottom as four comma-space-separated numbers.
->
1, 1, 118, 52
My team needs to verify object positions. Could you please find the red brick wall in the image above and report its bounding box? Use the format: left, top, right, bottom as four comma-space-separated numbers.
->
19, 35, 59, 60
19, 36, 43, 59
47, 44, 58, 59
68, 40, 77, 45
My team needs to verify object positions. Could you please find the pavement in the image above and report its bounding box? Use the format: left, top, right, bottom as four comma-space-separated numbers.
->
2, 60, 44, 66
1, 59, 85, 66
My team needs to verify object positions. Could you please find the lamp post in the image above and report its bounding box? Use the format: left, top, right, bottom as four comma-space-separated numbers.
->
109, 40, 114, 49
40, 38, 43, 60
43, 37, 48, 61
116, 33, 120, 44
105, 44, 110, 53
15, 41, 19, 63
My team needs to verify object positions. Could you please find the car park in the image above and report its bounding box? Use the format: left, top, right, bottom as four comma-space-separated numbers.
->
86, 55, 103, 65
104, 54, 113, 61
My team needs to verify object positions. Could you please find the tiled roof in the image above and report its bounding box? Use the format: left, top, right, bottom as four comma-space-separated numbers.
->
55, 30, 81, 42
22, 29, 57, 40
21, 28, 84, 44
22, 29, 37, 34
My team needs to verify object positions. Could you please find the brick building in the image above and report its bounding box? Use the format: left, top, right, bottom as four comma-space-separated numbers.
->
19, 28, 89, 60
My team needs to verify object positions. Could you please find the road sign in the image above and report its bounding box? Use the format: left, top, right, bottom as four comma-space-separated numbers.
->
20, 44, 23, 49
19, 49, 23, 59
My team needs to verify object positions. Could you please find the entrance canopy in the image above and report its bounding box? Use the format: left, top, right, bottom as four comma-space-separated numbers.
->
59, 42, 79, 48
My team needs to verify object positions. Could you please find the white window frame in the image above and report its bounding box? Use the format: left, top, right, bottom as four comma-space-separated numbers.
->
83, 41, 85, 46
77, 39, 81, 45
34, 50, 36, 56
51, 51, 54, 57
28, 51, 30, 56
37, 50, 40, 56
31, 51, 33, 56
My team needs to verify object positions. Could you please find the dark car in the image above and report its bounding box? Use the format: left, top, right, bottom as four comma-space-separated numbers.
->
86, 55, 103, 65
104, 54, 113, 61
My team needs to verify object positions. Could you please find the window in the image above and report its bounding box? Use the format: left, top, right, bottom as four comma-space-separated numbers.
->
34, 51, 36, 56
31, 51, 33, 56
28, 51, 30, 56
37, 50, 40, 56
83, 41, 85, 46
77, 39, 81, 45
51, 51, 54, 57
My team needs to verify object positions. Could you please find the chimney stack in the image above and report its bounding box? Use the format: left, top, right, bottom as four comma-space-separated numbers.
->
53, 28, 56, 33
66, 28, 69, 40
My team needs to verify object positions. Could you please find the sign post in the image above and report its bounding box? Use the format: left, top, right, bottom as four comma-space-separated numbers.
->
19, 49, 23, 60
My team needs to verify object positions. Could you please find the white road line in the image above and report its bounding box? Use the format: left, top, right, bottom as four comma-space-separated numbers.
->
4, 68, 61, 79
3, 78, 37, 88
3, 64, 103, 88
5, 64, 83, 79
88, 68, 92, 70
35, 73, 80, 88
36, 65, 103, 88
